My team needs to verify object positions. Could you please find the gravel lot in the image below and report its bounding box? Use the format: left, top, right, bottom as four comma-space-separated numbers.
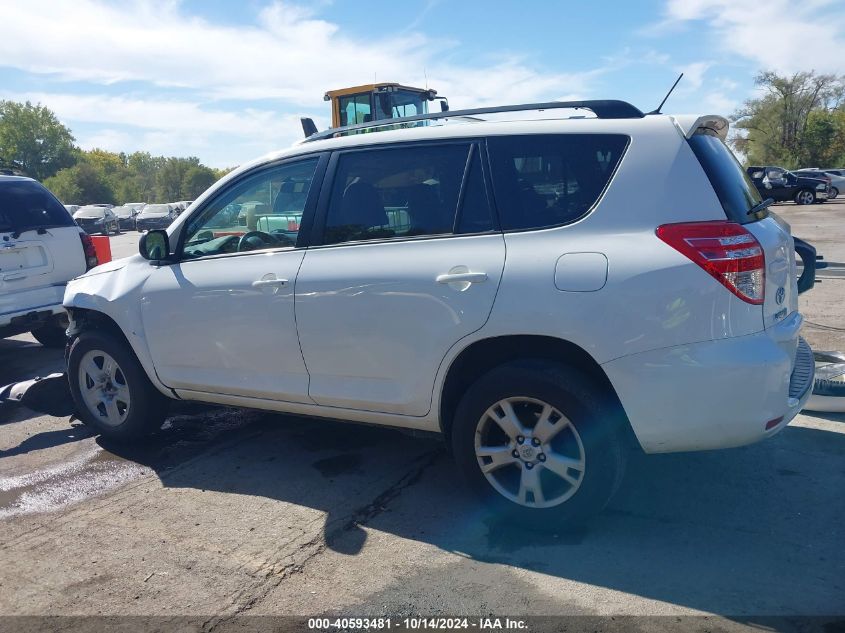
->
1, 210, 843, 628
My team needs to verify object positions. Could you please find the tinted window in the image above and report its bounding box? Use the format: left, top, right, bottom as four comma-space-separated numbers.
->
323, 144, 470, 245
182, 158, 318, 259
688, 132, 762, 224
455, 149, 494, 234
0, 179, 74, 233
487, 134, 628, 231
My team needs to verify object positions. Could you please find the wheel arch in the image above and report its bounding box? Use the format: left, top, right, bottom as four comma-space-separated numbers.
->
66, 306, 175, 399
438, 334, 641, 451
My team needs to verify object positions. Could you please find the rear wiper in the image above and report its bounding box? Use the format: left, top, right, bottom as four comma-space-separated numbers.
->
10, 227, 50, 239
747, 197, 775, 217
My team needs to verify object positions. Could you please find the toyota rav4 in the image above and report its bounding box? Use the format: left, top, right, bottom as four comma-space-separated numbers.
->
63, 100, 814, 524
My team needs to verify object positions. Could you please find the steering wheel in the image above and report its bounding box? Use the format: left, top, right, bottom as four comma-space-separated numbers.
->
237, 230, 283, 252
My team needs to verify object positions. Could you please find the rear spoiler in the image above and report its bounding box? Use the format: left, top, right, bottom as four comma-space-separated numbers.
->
671, 114, 729, 141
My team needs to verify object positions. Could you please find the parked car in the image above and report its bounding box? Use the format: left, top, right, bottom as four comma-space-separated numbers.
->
797, 169, 844, 199
63, 102, 813, 524
113, 205, 139, 231
135, 204, 177, 231
746, 166, 829, 205
73, 205, 121, 235
125, 202, 147, 214
1, 176, 98, 346
63, 204, 79, 215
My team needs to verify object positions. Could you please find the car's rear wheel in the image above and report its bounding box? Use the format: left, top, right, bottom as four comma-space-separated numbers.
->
30, 313, 69, 348
831, 187, 839, 199
67, 330, 167, 439
451, 361, 627, 527
795, 189, 816, 205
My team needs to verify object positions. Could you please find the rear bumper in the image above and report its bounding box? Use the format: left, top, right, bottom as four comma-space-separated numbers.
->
0, 285, 66, 337
602, 331, 814, 453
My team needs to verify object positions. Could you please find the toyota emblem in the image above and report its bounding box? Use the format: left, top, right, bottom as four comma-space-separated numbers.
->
775, 287, 785, 305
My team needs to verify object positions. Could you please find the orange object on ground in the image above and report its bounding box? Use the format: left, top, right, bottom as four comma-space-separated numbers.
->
90, 235, 112, 264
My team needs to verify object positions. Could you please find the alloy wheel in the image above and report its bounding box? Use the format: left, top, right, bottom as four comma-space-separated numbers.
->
797, 191, 815, 205
474, 397, 586, 508
77, 350, 131, 426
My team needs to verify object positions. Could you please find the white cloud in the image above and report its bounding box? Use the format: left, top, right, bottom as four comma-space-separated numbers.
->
0, 0, 600, 108
8, 92, 317, 167
0, 0, 617, 164
660, 0, 845, 74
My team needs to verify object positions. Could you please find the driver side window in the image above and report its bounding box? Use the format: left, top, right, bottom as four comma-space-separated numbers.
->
182, 157, 319, 259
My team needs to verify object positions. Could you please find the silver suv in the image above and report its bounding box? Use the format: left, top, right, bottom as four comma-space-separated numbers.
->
63, 100, 814, 524
1, 176, 97, 347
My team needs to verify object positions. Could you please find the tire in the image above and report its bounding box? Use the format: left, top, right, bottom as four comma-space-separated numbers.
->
831, 187, 839, 199
67, 330, 168, 439
30, 314, 69, 348
795, 189, 816, 205
451, 360, 628, 528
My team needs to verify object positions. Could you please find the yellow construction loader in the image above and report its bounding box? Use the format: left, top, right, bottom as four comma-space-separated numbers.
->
301, 82, 448, 137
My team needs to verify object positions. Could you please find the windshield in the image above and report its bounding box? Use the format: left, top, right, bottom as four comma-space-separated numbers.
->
688, 131, 762, 224
141, 204, 170, 216
74, 207, 106, 218
0, 179, 75, 233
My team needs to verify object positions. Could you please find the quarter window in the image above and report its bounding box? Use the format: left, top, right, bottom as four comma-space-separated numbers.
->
487, 134, 629, 230
322, 144, 480, 245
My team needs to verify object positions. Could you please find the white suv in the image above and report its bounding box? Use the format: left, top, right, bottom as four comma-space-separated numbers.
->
1, 176, 97, 347
63, 100, 814, 523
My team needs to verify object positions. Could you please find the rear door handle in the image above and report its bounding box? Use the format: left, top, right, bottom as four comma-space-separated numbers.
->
436, 272, 488, 284
252, 278, 289, 288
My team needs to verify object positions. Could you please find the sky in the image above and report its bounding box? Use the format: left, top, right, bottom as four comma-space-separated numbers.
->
1, 0, 844, 168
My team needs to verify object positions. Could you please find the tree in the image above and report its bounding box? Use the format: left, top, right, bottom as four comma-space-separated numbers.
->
44, 162, 115, 205
732, 71, 845, 167
0, 101, 77, 180
181, 165, 217, 199
156, 156, 200, 201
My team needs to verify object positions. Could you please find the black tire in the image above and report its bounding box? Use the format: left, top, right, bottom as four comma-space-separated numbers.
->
813, 362, 845, 398
451, 360, 628, 528
795, 189, 816, 205
30, 314, 68, 348
67, 330, 168, 439
831, 187, 839, 199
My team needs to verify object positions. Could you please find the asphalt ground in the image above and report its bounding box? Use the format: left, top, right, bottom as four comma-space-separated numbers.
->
0, 210, 843, 629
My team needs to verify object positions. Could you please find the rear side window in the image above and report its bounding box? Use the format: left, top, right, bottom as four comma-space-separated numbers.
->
487, 134, 629, 231
688, 131, 762, 224
0, 180, 74, 233
323, 143, 482, 245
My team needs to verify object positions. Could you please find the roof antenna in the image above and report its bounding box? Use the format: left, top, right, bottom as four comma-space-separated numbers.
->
649, 73, 683, 115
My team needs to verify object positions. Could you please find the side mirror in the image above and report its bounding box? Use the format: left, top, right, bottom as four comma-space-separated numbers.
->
139, 229, 170, 262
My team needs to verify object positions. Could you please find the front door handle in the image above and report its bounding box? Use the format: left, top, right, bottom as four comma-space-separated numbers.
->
436, 272, 488, 284
252, 278, 288, 288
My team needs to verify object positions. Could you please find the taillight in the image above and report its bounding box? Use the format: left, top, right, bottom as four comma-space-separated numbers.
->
79, 232, 99, 270
656, 221, 765, 305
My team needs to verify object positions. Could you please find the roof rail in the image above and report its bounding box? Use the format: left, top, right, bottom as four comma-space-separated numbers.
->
302, 99, 644, 143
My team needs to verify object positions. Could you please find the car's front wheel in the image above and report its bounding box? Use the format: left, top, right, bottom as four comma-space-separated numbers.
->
451, 361, 627, 527
67, 330, 168, 439
830, 187, 839, 199
795, 189, 816, 205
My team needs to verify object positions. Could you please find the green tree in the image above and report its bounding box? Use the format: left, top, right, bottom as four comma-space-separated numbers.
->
156, 156, 200, 201
44, 162, 115, 205
0, 101, 77, 180
181, 165, 217, 199
732, 71, 845, 167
